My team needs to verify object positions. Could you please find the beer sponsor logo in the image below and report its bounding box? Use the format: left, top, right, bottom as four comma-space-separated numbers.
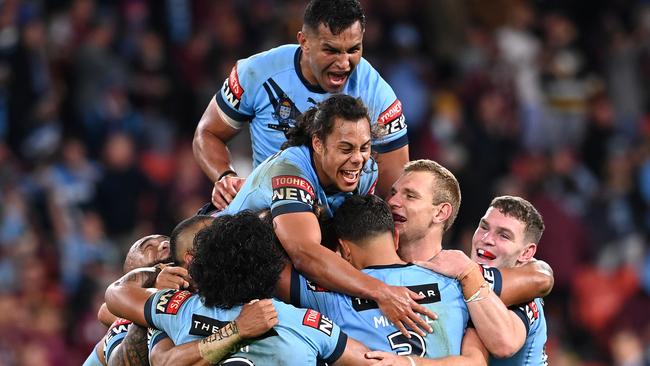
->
302, 309, 333, 336
272, 175, 315, 205
155, 290, 193, 315
223, 64, 244, 109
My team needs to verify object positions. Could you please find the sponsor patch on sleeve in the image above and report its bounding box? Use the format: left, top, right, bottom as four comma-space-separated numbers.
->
302, 309, 333, 336
377, 99, 406, 134
272, 175, 315, 206
155, 289, 194, 315
523, 301, 540, 326
222, 64, 245, 110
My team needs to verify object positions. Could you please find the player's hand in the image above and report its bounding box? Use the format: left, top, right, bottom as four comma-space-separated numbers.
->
235, 299, 278, 339
155, 264, 190, 290
375, 285, 436, 338
415, 249, 474, 280
365, 351, 413, 365
211, 175, 246, 210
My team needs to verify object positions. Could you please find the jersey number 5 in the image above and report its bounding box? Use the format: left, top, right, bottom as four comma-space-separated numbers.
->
387, 331, 426, 356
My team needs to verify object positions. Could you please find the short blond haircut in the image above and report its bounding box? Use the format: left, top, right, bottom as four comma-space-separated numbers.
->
404, 159, 461, 232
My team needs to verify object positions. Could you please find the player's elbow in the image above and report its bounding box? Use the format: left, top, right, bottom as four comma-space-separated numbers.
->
534, 261, 554, 297
488, 341, 520, 359
486, 333, 523, 358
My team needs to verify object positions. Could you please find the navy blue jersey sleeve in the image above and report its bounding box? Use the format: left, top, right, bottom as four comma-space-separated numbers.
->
215, 60, 255, 126
480, 265, 503, 296
509, 300, 542, 336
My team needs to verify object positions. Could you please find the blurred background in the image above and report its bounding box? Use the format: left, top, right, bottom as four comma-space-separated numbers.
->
1, 0, 650, 364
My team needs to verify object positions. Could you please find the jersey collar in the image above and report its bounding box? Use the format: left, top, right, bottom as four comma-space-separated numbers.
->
294, 47, 327, 94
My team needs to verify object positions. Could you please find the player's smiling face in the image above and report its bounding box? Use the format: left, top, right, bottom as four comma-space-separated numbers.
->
386, 171, 438, 244
299, 21, 364, 93
312, 117, 371, 192
471, 207, 530, 268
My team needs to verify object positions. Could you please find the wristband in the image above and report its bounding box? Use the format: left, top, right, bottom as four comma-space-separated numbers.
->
217, 169, 237, 181
459, 264, 487, 300
406, 355, 416, 366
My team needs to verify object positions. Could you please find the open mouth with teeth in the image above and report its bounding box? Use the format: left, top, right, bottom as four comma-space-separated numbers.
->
476, 248, 496, 260
340, 169, 360, 187
327, 71, 349, 88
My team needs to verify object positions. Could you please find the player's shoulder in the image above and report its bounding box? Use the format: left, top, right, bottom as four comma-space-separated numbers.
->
238, 44, 299, 80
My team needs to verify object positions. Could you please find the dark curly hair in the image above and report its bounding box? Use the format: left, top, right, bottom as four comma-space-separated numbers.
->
303, 0, 366, 35
189, 211, 288, 308
334, 195, 394, 244
283, 94, 378, 149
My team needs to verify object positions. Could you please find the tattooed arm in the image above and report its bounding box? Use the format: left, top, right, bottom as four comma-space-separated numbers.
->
105, 267, 160, 327
107, 324, 150, 366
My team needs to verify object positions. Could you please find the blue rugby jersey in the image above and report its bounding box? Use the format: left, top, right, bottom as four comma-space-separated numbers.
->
290, 263, 469, 358
491, 297, 548, 366
144, 290, 348, 365
220, 145, 377, 219
215, 44, 408, 167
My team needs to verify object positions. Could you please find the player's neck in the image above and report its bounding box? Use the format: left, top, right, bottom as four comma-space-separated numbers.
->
397, 230, 443, 262
299, 51, 319, 86
349, 239, 405, 269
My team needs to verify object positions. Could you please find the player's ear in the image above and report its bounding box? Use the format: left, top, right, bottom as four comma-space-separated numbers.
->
338, 239, 352, 263
517, 243, 537, 264
184, 252, 194, 266
432, 202, 452, 226
312, 135, 324, 154
297, 29, 308, 50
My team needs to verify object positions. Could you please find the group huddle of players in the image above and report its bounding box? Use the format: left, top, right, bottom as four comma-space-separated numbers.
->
83, 0, 553, 365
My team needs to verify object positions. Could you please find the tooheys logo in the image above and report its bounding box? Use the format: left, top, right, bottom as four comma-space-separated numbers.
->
106, 318, 131, 341
352, 283, 441, 312
155, 290, 193, 315
272, 175, 315, 205
223, 64, 244, 109
524, 301, 540, 326
302, 309, 333, 336
377, 100, 406, 134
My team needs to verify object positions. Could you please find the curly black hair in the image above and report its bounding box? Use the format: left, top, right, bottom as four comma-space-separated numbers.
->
189, 211, 288, 308
283, 94, 375, 149
303, 0, 366, 35
333, 195, 394, 244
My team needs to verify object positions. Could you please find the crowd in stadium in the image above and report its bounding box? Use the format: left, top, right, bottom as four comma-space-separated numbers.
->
2, 0, 650, 364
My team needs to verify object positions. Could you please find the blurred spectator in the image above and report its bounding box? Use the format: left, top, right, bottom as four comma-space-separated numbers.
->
3, 1, 650, 364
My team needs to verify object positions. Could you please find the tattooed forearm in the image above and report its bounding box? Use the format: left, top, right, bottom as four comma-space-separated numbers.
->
108, 325, 150, 366
116, 268, 159, 289
198, 321, 242, 364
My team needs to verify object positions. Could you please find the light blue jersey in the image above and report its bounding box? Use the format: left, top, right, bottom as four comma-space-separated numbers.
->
81, 344, 103, 366
491, 298, 548, 366
290, 263, 469, 358
144, 290, 348, 365
216, 44, 408, 167
221, 145, 378, 219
